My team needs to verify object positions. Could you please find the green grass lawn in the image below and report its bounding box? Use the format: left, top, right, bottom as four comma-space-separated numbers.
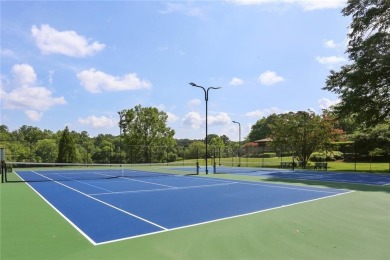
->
1, 171, 390, 259
191, 156, 390, 173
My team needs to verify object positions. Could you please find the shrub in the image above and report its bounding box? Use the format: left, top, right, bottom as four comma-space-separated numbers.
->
309, 151, 342, 162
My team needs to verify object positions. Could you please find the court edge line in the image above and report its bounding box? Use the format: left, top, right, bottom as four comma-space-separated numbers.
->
26, 170, 169, 244
266, 175, 390, 186
96, 190, 355, 246
12, 171, 98, 246
223, 179, 346, 194
232, 170, 390, 186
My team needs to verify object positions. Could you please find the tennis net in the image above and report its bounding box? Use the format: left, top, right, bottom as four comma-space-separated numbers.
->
5, 162, 198, 182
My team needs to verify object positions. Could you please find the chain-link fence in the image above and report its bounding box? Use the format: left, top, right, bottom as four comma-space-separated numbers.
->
1, 140, 389, 173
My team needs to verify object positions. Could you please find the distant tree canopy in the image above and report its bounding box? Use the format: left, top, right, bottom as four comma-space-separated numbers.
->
268, 111, 338, 167
57, 126, 77, 163
353, 121, 390, 160
324, 0, 390, 127
119, 105, 177, 163
247, 114, 279, 142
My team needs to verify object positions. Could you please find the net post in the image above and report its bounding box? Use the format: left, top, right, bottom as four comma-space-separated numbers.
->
213, 161, 216, 174
1, 148, 5, 183
196, 162, 199, 175
1, 161, 4, 183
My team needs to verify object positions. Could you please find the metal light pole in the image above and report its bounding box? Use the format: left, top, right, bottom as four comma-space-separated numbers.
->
118, 111, 125, 164
232, 120, 241, 167
190, 82, 221, 174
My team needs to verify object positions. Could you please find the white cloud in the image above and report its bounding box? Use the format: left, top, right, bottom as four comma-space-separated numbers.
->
318, 98, 340, 109
25, 110, 43, 121
182, 112, 203, 129
229, 0, 346, 11
167, 112, 180, 123
160, 2, 205, 18
316, 56, 347, 67
31, 24, 105, 57
77, 68, 152, 93
1, 48, 16, 58
323, 39, 347, 49
208, 112, 231, 126
245, 107, 281, 117
324, 40, 337, 48
1, 64, 66, 116
12, 63, 37, 86
78, 115, 115, 128
229, 77, 244, 86
258, 71, 284, 85
182, 111, 231, 129
187, 99, 201, 107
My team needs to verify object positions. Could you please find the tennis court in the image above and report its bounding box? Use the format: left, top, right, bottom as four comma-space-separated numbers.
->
11, 166, 350, 245
194, 166, 390, 186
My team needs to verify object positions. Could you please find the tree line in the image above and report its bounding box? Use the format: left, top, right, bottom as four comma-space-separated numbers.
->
0, 105, 236, 164
1, 106, 389, 165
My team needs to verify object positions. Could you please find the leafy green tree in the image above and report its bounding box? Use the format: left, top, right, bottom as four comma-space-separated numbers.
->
247, 114, 278, 142
75, 131, 94, 163
220, 135, 230, 146
269, 111, 336, 168
57, 126, 77, 163
35, 139, 58, 163
119, 105, 176, 163
186, 141, 205, 159
92, 139, 114, 163
209, 136, 225, 158
0, 125, 10, 140
322, 109, 359, 135
16, 125, 52, 143
323, 0, 390, 127
352, 121, 390, 161
176, 139, 192, 148
206, 134, 219, 144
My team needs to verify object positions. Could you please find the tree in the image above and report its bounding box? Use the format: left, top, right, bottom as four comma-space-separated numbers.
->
209, 136, 225, 159
269, 111, 336, 168
92, 139, 114, 163
35, 139, 58, 163
352, 121, 390, 161
323, 0, 390, 127
57, 126, 77, 163
220, 135, 230, 146
119, 105, 176, 163
247, 114, 278, 142
206, 134, 219, 144
186, 141, 206, 159
322, 109, 359, 135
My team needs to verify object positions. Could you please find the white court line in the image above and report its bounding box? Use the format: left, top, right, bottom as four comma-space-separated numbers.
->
14, 169, 355, 246
217, 178, 346, 194
54, 173, 114, 193
28, 171, 169, 241
96, 190, 355, 246
89, 182, 239, 196
12, 170, 98, 245
118, 175, 176, 188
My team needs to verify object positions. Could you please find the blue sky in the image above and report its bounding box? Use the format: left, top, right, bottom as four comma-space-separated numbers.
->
1, 0, 350, 141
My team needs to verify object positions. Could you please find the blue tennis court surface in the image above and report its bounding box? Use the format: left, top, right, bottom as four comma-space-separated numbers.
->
15, 169, 351, 245
187, 166, 390, 186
